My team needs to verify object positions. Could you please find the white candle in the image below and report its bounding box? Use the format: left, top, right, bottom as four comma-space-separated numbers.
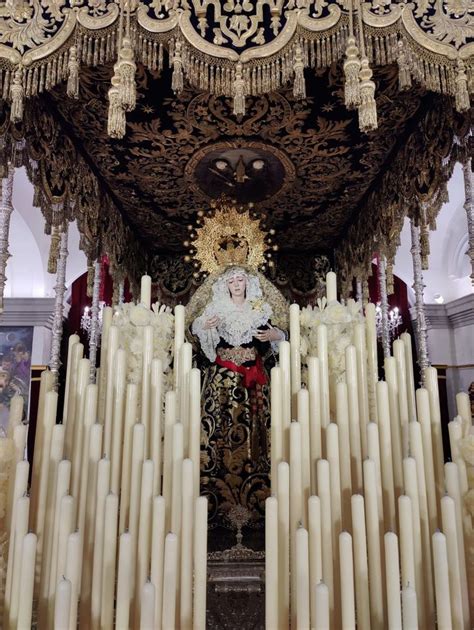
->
367, 421, 383, 524
162, 532, 178, 630
135, 459, 154, 629
100, 493, 119, 630
98, 307, 112, 423
91, 458, 110, 629
448, 417, 462, 461
163, 390, 176, 531
363, 458, 384, 629
416, 388, 438, 532
307, 356, 322, 490
296, 526, 310, 630
290, 421, 303, 628
424, 367, 444, 507
104, 325, 119, 457
62, 334, 80, 427
171, 422, 184, 537
308, 495, 322, 629
393, 338, 410, 457
193, 496, 208, 630
128, 423, 145, 539
345, 346, 363, 492
151, 496, 166, 628
64, 344, 83, 458
271, 366, 283, 494
54, 577, 72, 630
398, 495, 416, 592
179, 342, 193, 453
77, 384, 98, 532
384, 357, 403, 497
54, 495, 76, 615
353, 323, 370, 459
141, 580, 156, 629
326, 271, 337, 302
65, 530, 81, 630
317, 460, 333, 623
297, 388, 311, 522
455, 391, 471, 431
265, 496, 279, 630
384, 532, 402, 630
277, 462, 290, 630
350, 494, 371, 630
336, 382, 352, 529
290, 303, 302, 402
401, 333, 417, 423
111, 348, 127, 493
326, 423, 342, 554
440, 495, 464, 630
151, 358, 164, 495
140, 274, 152, 309
402, 585, 418, 630
339, 531, 356, 629
71, 358, 90, 502
188, 368, 201, 500
9, 495, 30, 627
17, 533, 37, 629
432, 531, 452, 629
365, 303, 378, 423
317, 325, 330, 429
116, 532, 133, 630
314, 582, 330, 630
180, 458, 194, 630
376, 381, 396, 531
119, 382, 138, 534
279, 340, 291, 454
173, 304, 185, 390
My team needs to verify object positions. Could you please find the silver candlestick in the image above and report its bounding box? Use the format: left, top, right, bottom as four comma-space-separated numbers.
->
88, 259, 101, 382
463, 157, 473, 286
49, 226, 69, 376
378, 255, 391, 358
0, 164, 14, 313
410, 220, 430, 386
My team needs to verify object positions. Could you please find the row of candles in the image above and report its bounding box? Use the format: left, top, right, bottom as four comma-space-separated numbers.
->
266, 272, 472, 629
1, 276, 208, 629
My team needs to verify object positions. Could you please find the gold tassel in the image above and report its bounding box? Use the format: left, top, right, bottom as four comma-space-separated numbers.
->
116, 36, 137, 111
420, 223, 430, 270
397, 40, 411, 91
172, 40, 184, 93
455, 59, 470, 113
87, 263, 95, 298
386, 261, 394, 295
48, 227, 60, 274
233, 62, 246, 116
293, 44, 306, 99
358, 57, 377, 132
10, 67, 24, 123
67, 46, 80, 99
344, 36, 361, 109
107, 75, 126, 139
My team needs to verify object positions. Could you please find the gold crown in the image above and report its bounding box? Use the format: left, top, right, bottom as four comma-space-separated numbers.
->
186, 198, 274, 275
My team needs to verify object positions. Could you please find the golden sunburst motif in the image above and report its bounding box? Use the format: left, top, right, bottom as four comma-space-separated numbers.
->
186, 197, 274, 275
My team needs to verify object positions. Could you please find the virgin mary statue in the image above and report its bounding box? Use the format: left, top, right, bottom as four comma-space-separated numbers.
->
187, 264, 288, 535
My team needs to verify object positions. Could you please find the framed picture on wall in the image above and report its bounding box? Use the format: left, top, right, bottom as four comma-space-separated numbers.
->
0, 326, 33, 433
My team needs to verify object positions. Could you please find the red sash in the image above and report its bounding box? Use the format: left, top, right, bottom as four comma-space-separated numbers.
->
215, 354, 267, 389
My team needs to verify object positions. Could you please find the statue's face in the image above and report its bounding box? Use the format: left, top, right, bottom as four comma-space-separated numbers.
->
227, 273, 247, 299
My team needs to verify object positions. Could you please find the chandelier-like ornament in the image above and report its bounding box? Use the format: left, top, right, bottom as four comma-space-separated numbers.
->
375, 302, 402, 342
80, 301, 106, 340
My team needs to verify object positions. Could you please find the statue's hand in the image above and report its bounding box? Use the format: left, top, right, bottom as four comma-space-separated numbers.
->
254, 325, 282, 343
203, 315, 220, 330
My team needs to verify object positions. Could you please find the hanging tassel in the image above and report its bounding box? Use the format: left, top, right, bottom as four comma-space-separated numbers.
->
107, 75, 126, 139
343, 36, 361, 109
171, 40, 184, 93
48, 227, 61, 274
87, 262, 95, 298
397, 40, 411, 91
386, 261, 394, 295
293, 44, 306, 99
420, 223, 430, 270
233, 62, 246, 116
10, 67, 24, 123
116, 36, 137, 111
66, 46, 80, 99
454, 59, 470, 113
358, 57, 377, 132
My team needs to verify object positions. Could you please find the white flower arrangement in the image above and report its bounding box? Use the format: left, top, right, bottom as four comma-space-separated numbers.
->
112, 301, 175, 393
300, 297, 362, 384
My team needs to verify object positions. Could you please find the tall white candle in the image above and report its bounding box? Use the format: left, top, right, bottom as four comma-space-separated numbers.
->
297, 388, 311, 521
336, 382, 352, 529
317, 459, 333, 623
32, 370, 56, 517
277, 462, 290, 630
365, 303, 378, 423
290, 303, 302, 403
271, 366, 283, 494
416, 388, 438, 532
104, 325, 119, 457
393, 338, 410, 457
363, 458, 385, 629
171, 422, 184, 537
455, 391, 471, 431
193, 496, 208, 630
401, 585, 418, 630
128, 423, 145, 541
173, 304, 185, 391
135, 459, 154, 629
317, 325, 330, 429
326, 423, 342, 563
140, 274, 152, 309
98, 307, 112, 423
308, 495, 322, 629
398, 495, 416, 592
71, 358, 90, 502
345, 346, 363, 492
65, 530, 81, 630
54, 577, 72, 630
180, 458, 194, 630
188, 368, 201, 500
350, 494, 371, 630
401, 333, 417, 423
91, 458, 110, 629
376, 380, 396, 531
62, 334, 80, 428
432, 531, 452, 629
111, 348, 127, 493
9, 495, 30, 628
119, 382, 138, 533
151, 358, 164, 495
424, 367, 444, 508
307, 356, 322, 489
77, 384, 98, 532
314, 582, 330, 630
384, 532, 402, 630
279, 340, 291, 453
141, 580, 156, 630
326, 271, 337, 302
448, 417, 463, 461
179, 342, 192, 452
100, 493, 119, 630
265, 496, 279, 630
163, 390, 176, 531
367, 421, 384, 524
384, 357, 403, 497
151, 496, 166, 628
353, 323, 370, 459
339, 531, 356, 630
441, 495, 464, 630
116, 532, 133, 630
162, 532, 178, 630
296, 526, 310, 630
290, 421, 303, 627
